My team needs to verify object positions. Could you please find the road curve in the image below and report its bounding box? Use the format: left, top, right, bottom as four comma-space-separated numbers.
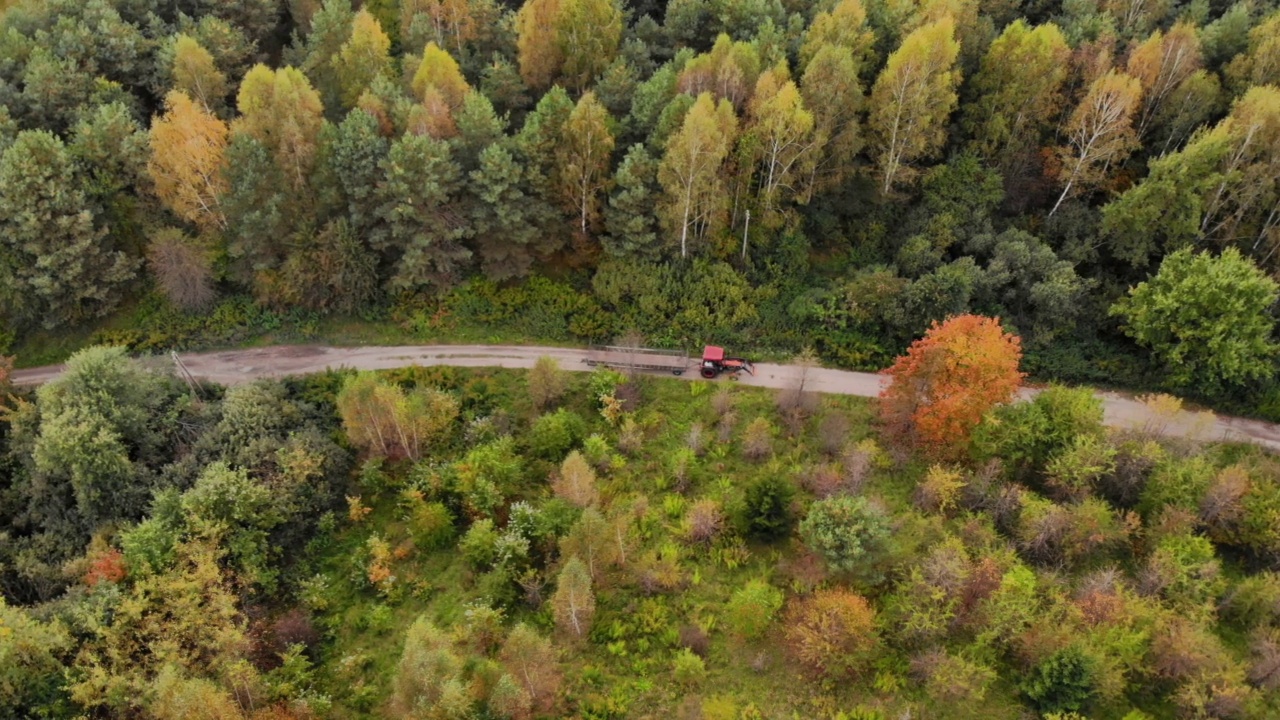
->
12, 344, 1280, 452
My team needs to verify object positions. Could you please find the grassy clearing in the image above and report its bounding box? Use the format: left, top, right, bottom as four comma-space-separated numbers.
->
289, 368, 1044, 719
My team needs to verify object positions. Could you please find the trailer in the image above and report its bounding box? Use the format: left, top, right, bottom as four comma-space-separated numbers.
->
583, 345, 689, 375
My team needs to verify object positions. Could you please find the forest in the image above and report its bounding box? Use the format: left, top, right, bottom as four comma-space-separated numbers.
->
3, 0, 1280, 717
0, 0, 1278, 415
3, 322, 1280, 719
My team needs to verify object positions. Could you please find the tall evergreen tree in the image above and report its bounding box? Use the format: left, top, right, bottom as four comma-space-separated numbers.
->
470, 143, 555, 280
375, 133, 473, 292
603, 144, 661, 260
0, 131, 136, 329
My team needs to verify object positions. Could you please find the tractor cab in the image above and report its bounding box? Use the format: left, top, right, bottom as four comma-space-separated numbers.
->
700, 346, 755, 379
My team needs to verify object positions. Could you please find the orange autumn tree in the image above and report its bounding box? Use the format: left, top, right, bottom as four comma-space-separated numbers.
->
880, 314, 1024, 459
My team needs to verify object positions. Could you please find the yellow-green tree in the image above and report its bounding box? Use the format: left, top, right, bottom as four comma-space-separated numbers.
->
555, 91, 615, 235
411, 42, 471, 108
657, 92, 738, 258
233, 65, 325, 189
868, 18, 960, 193
336, 373, 460, 461
557, 0, 622, 91
1049, 70, 1143, 216
516, 0, 621, 92
740, 66, 815, 224
148, 91, 229, 231
1225, 10, 1280, 91
963, 20, 1069, 163
170, 35, 228, 111
799, 0, 875, 72
551, 555, 596, 638
336, 9, 393, 109
800, 44, 864, 197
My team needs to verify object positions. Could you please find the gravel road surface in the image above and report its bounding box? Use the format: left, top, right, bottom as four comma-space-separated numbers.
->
14, 344, 1280, 451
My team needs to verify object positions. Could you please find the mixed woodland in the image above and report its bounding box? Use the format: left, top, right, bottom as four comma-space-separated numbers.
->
4, 0, 1280, 718
0, 0, 1278, 413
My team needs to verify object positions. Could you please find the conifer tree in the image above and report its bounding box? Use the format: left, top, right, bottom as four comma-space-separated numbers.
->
603, 144, 661, 260
470, 143, 554, 280
376, 133, 472, 292
0, 131, 136, 329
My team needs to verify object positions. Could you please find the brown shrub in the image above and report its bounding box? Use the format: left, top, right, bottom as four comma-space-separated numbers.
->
818, 412, 851, 457
684, 499, 724, 545
800, 463, 844, 498
741, 417, 774, 461
527, 356, 566, 412
148, 228, 215, 311
686, 422, 706, 456
784, 589, 879, 679
711, 386, 734, 416
717, 411, 736, 443
1248, 628, 1280, 690
840, 443, 873, 495
679, 624, 710, 657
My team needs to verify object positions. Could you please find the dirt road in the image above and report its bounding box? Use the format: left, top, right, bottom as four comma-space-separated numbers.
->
13, 344, 1280, 451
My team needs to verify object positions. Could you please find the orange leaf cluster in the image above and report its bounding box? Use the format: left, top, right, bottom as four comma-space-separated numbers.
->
880, 314, 1024, 460
84, 547, 127, 587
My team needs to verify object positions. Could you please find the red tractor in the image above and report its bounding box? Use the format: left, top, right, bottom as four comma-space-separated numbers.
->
699, 345, 755, 379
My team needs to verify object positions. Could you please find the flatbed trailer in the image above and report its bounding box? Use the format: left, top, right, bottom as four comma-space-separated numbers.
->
583, 346, 689, 375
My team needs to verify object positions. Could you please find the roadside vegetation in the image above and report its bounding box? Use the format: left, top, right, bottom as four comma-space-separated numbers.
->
3, 325, 1280, 718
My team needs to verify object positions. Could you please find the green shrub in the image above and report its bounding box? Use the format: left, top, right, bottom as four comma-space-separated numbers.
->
798, 496, 891, 579
529, 409, 587, 460
726, 579, 784, 639
739, 472, 795, 539
1020, 646, 1097, 714
460, 519, 501, 570
408, 500, 455, 550
671, 648, 706, 686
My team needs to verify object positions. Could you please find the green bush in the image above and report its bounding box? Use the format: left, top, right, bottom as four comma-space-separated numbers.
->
459, 519, 500, 570
739, 473, 795, 540
671, 648, 706, 686
798, 496, 891, 580
529, 409, 587, 460
725, 579, 784, 639
1019, 647, 1097, 715
408, 501, 455, 550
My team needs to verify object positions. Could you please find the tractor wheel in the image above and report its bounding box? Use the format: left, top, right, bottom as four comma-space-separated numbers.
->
700, 368, 717, 379
672, 369, 683, 376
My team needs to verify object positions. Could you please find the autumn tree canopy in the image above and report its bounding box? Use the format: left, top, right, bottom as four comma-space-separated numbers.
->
880, 314, 1025, 458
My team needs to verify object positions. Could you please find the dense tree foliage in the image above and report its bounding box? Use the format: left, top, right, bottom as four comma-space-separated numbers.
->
0, 0, 1278, 409
881, 314, 1024, 458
